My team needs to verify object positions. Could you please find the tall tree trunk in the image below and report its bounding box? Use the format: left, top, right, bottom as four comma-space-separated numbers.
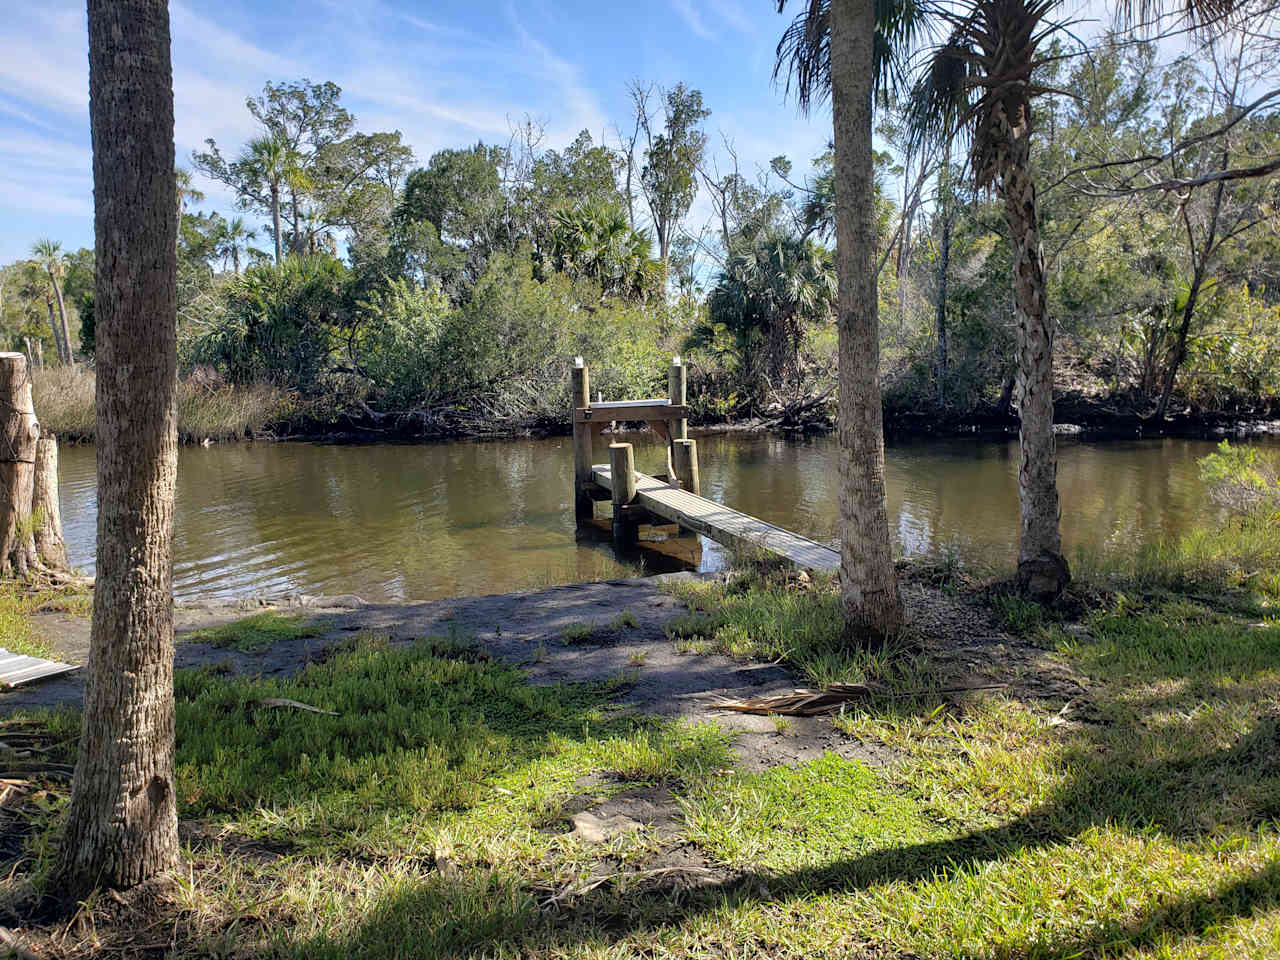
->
996, 105, 1068, 601
46, 299, 67, 365
935, 147, 952, 408
1155, 175, 1226, 420
291, 191, 305, 256
829, 0, 903, 644
232, 245, 240, 276
1155, 267, 1207, 420
270, 182, 283, 265
59, 0, 180, 897
47, 298, 71, 366
49, 269, 76, 368
935, 214, 950, 408
897, 155, 912, 332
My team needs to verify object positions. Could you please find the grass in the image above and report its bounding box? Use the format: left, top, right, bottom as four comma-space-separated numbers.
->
5, 523, 1280, 958
32, 366, 290, 443
0, 581, 91, 660
560, 622, 597, 644
662, 569, 923, 688
182, 612, 324, 653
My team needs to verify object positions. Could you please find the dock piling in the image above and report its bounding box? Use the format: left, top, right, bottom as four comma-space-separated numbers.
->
609, 442, 638, 545
672, 438, 700, 495
572, 359, 593, 521
668, 356, 687, 442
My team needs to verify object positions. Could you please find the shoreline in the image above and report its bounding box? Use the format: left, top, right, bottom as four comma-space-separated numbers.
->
48, 403, 1280, 448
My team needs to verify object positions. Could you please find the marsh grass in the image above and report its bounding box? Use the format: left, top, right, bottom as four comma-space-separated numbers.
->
182, 612, 324, 653
32, 367, 290, 443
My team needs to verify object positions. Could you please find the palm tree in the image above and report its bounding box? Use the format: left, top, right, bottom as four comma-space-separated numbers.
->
777, 0, 1239, 603
217, 216, 256, 275
31, 238, 75, 366
242, 134, 290, 265
551, 200, 661, 300
775, 0, 919, 643
705, 231, 837, 392
59, 0, 181, 896
907, 0, 1071, 597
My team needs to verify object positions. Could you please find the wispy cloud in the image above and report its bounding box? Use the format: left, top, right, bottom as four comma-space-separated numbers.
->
671, 0, 715, 40
671, 0, 756, 41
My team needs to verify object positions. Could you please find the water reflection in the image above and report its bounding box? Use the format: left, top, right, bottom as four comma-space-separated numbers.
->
56, 433, 1270, 602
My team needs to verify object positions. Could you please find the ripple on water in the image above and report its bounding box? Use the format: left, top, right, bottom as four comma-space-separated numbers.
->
53, 434, 1268, 602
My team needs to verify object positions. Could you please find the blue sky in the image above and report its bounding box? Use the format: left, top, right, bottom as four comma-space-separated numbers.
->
0, 0, 849, 264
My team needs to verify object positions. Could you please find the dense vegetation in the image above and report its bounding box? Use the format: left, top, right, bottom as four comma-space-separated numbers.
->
2, 36, 1276, 440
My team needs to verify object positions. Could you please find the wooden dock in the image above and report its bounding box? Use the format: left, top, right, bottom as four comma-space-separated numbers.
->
591, 463, 839, 572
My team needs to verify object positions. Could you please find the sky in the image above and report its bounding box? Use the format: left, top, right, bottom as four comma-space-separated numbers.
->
0, 0, 855, 265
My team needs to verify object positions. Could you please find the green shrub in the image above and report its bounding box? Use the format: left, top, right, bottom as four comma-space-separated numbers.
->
1199, 440, 1280, 519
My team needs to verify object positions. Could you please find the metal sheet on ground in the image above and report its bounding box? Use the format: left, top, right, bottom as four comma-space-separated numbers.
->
0, 649, 79, 688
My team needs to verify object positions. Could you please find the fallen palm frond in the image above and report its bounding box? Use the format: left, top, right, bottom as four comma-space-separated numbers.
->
709, 681, 1009, 716
253, 697, 338, 716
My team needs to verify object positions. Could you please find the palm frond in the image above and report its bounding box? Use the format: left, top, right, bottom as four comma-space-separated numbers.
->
774, 0, 936, 115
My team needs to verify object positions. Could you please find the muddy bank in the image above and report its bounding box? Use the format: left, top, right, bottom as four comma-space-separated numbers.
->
885, 393, 1280, 440
1, 573, 1085, 776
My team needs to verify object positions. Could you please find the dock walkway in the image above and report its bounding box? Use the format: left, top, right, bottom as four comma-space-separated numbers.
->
591, 464, 839, 572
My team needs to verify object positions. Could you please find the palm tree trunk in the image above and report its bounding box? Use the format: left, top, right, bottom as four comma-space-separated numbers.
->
270, 183, 283, 265
50, 271, 76, 367
59, 0, 180, 898
997, 111, 1068, 600
232, 244, 240, 275
291, 191, 305, 256
935, 214, 950, 407
46, 298, 68, 365
829, 0, 903, 644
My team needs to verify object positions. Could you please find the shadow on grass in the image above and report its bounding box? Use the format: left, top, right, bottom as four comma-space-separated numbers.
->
291, 725, 1280, 958
280, 595, 1280, 958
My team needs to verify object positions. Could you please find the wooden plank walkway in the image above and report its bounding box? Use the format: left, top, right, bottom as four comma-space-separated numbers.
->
591, 464, 839, 572
0, 649, 78, 688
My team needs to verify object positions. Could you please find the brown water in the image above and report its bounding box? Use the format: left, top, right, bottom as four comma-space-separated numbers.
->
55, 433, 1266, 602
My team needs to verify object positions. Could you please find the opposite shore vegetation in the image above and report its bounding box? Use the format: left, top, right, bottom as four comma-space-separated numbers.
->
5, 52, 1279, 445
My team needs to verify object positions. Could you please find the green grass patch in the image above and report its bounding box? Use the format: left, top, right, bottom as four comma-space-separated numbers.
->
0, 581, 90, 660
183, 612, 323, 653
560, 621, 596, 644
662, 572, 926, 688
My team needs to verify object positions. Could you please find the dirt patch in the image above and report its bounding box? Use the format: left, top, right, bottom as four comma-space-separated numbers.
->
2, 571, 1090, 773
900, 577, 1092, 708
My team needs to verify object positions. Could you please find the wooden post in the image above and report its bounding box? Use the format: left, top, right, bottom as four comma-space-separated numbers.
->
33, 434, 68, 570
668, 356, 687, 441
609, 442, 638, 545
672, 438, 700, 496
572, 359, 593, 521
0, 353, 39, 577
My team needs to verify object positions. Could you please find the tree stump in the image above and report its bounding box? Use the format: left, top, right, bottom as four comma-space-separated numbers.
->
0, 353, 40, 577
33, 434, 68, 570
